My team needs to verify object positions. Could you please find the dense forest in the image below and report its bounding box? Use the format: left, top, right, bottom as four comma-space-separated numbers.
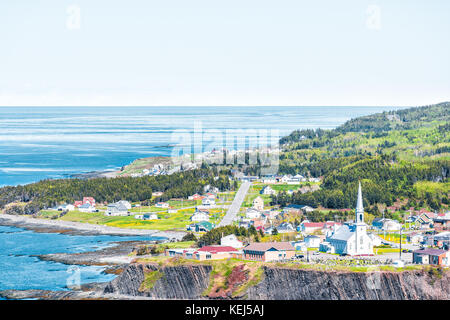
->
0, 168, 232, 215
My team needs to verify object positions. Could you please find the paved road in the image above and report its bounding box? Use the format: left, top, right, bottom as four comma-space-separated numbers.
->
217, 181, 251, 227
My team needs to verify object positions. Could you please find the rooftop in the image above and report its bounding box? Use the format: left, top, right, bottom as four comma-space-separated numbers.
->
243, 242, 295, 252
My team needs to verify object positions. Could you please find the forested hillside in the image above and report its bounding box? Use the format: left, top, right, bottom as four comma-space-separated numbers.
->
0, 168, 232, 214
272, 102, 450, 212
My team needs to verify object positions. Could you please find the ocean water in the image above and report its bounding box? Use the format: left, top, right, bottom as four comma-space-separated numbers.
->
0, 106, 404, 187
0, 225, 163, 296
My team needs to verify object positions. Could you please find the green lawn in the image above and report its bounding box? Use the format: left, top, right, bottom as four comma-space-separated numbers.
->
37, 205, 225, 231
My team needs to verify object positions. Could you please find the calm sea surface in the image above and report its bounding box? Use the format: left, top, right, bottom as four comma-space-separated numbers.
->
0, 106, 405, 187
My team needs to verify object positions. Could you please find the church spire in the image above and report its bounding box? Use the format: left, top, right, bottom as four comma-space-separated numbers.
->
355, 181, 364, 223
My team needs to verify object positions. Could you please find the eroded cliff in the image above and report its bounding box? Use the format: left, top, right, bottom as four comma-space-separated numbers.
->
104, 261, 450, 300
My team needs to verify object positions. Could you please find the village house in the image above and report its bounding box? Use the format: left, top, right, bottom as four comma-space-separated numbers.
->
262, 209, 279, 221
275, 222, 295, 234
83, 197, 96, 207
412, 248, 450, 266
283, 204, 315, 215
168, 208, 178, 214
155, 202, 170, 208
372, 218, 402, 231
243, 242, 295, 262
260, 185, 276, 195
250, 219, 265, 231
188, 194, 203, 201
56, 204, 75, 211
325, 182, 374, 256
74, 201, 83, 208
190, 209, 210, 222
201, 197, 216, 207
414, 212, 434, 229
292, 241, 307, 251
407, 232, 425, 245
246, 208, 262, 219
433, 212, 450, 231
285, 177, 301, 184
261, 176, 277, 184
105, 202, 129, 216
117, 200, 132, 210
299, 221, 325, 234
304, 235, 321, 248
220, 234, 244, 248
252, 196, 264, 211
194, 246, 239, 260
78, 203, 96, 213
187, 221, 215, 232
135, 213, 158, 220
166, 246, 239, 261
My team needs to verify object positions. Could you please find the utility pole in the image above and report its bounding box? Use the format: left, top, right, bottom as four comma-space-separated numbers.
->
399, 227, 403, 261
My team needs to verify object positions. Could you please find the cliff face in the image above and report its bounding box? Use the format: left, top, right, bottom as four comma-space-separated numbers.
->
247, 267, 450, 300
104, 263, 212, 299
104, 263, 450, 300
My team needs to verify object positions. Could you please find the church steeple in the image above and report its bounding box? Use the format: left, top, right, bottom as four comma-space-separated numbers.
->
355, 181, 364, 223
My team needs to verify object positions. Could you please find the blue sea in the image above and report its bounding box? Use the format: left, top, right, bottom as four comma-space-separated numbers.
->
0, 106, 405, 187
0, 106, 406, 296
0, 225, 163, 298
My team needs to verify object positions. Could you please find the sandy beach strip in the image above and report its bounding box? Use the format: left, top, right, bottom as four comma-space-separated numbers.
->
0, 213, 186, 240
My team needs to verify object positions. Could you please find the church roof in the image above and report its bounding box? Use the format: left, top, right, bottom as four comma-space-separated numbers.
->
328, 224, 355, 241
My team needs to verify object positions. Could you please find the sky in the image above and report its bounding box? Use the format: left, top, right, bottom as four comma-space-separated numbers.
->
0, 0, 449, 107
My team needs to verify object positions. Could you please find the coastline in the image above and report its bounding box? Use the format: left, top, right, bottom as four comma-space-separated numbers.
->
0, 213, 186, 240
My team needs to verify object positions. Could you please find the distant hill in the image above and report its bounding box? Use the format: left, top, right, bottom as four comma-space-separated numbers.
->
267, 102, 450, 215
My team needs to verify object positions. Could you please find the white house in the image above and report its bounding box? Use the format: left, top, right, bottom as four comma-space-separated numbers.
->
246, 208, 261, 219
277, 222, 295, 233
78, 203, 96, 213
190, 210, 210, 222
220, 234, 244, 248
57, 204, 75, 211
261, 176, 276, 184
325, 182, 374, 256
372, 218, 402, 231
105, 202, 129, 216
155, 202, 169, 208
260, 185, 276, 195
292, 241, 307, 251
201, 197, 216, 206
304, 235, 321, 248
135, 213, 158, 220
117, 200, 132, 210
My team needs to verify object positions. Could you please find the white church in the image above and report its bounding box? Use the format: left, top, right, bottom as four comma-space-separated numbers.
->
321, 182, 374, 256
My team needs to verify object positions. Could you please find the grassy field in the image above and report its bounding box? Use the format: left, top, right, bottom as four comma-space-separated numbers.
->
37, 207, 224, 231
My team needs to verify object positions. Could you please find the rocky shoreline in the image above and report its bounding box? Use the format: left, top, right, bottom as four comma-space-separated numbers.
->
0, 213, 186, 240
0, 236, 158, 300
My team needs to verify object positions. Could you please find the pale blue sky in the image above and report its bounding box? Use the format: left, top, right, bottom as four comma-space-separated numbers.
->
0, 0, 449, 106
